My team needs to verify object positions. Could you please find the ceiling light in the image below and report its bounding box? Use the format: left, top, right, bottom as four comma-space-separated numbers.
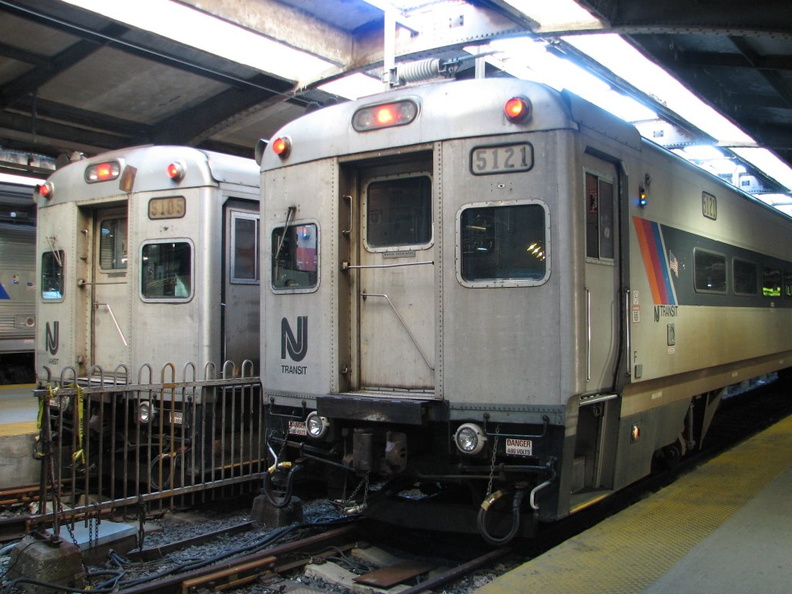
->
61, 0, 338, 84
504, 0, 605, 32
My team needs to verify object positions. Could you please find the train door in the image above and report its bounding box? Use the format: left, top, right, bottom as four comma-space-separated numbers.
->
572, 154, 621, 496
90, 207, 129, 372
583, 155, 620, 389
354, 158, 436, 393
223, 205, 260, 367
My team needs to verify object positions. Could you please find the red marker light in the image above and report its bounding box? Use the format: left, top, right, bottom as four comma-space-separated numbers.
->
504, 96, 531, 123
85, 160, 121, 183
37, 181, 54, 200
375, 106, 396, 125
166, 161, 185, 182
352, 100, 418, 132
272, 137, 291, 159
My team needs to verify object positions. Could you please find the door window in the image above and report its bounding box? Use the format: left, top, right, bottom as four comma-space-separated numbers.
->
231, 213, 259, 283
99, 217, 127, 269
585, 172, 614, 260
366, 175, 432, 249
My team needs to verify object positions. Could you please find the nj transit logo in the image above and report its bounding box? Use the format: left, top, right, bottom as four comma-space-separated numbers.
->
46, 321, 59, 355
281, 316, 308, 362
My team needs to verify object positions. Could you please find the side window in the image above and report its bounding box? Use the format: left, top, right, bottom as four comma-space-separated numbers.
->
785, 270, 792, 298
585, 171, 614, 260
459, 202, 548, 286
366, 175, 432, 248
693, 249, 726, 293
231, 213, 259, 284
271, 223, 318, 290
762, 267, 781, 297
733, 258, 758, 295
41, 250, 64, 301
99, 217, 127, 270
141, 241, 192, 300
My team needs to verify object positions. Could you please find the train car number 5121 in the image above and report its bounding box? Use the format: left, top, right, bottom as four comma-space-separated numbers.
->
471, 143, 533, 175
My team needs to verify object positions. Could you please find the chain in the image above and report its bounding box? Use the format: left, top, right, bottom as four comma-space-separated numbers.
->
486, 425, 500, 497
342, 472, 370, 514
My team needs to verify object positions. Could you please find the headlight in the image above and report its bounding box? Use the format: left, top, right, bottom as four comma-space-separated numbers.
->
138, 401, 155, 424
305, 411, 329, 439
454, 423, 487, 455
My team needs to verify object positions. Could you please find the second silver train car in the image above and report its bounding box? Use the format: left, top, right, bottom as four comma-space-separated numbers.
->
35, 145, 261, 383
258, 78, 792, 543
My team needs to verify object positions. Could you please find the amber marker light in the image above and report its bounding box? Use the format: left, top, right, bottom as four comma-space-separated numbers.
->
504, 96, 532, 123
272, 136, 291, 159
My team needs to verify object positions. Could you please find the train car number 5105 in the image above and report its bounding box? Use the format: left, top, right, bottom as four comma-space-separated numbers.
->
471, 143, 533, 175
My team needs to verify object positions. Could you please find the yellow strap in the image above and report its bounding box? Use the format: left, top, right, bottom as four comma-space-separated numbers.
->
37, 384, 59, 433
71, 384, 86, 465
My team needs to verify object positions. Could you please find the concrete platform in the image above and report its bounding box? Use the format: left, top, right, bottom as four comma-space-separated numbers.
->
0, 383, 39, 486
479, 413, 792, 594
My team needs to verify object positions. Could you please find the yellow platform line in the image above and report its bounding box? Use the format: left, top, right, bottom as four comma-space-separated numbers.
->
0, 421, 37, 437
479, 414, 792, 594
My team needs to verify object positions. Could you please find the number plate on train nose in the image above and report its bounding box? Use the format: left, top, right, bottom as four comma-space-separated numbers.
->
288, 421, 307, 436
505, 438, 533, 456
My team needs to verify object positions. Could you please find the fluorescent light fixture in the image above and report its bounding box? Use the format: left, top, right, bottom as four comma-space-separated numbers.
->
504, 0, 604, 31
0, 173, 40, 186
318, 73, 385, 100
732, 148, 792, 190
679, 145, 726, 162
564, 35, 755, 146
564, 34, 792, 190
468, 38, 656, 123
61, 0, 339, 84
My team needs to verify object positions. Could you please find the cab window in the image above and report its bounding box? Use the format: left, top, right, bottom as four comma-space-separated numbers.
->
459, 202, 548, 286
141, 241, 192, 300
41, 250, 64, 301
271, 223, 317, 290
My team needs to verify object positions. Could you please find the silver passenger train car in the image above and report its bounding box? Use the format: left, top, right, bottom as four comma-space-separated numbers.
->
0, 181, 36, 383
258, 78, 792, 543
34, 146, 261, 486
35, 145, 260, 380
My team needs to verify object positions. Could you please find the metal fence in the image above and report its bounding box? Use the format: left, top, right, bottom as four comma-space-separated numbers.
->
31, 361, 266, 530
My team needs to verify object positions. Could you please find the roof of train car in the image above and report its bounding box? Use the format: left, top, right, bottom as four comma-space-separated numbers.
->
0, 1, 790, 199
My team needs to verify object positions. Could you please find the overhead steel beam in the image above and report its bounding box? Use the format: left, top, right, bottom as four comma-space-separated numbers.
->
579, 0, 792, 35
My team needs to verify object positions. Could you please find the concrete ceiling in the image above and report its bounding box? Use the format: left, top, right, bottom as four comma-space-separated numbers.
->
1, 0, 791, 191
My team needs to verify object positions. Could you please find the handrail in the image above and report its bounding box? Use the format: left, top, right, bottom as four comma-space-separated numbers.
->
342, 260, 433, 270
362, 291, 434, 371
96, 302, 128, 346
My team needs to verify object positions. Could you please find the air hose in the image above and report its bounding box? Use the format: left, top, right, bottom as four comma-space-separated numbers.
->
263, 461, 301, 508
477, 485, 527, 546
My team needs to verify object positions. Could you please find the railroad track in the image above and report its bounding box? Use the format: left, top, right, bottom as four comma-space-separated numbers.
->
4, 380, 790, 592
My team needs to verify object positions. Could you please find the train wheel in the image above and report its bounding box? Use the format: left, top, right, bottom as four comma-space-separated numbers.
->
653, 439, 683, 471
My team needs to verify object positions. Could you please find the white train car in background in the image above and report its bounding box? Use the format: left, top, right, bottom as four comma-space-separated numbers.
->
0, 180, 36, 383
258, 78, 792, 544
